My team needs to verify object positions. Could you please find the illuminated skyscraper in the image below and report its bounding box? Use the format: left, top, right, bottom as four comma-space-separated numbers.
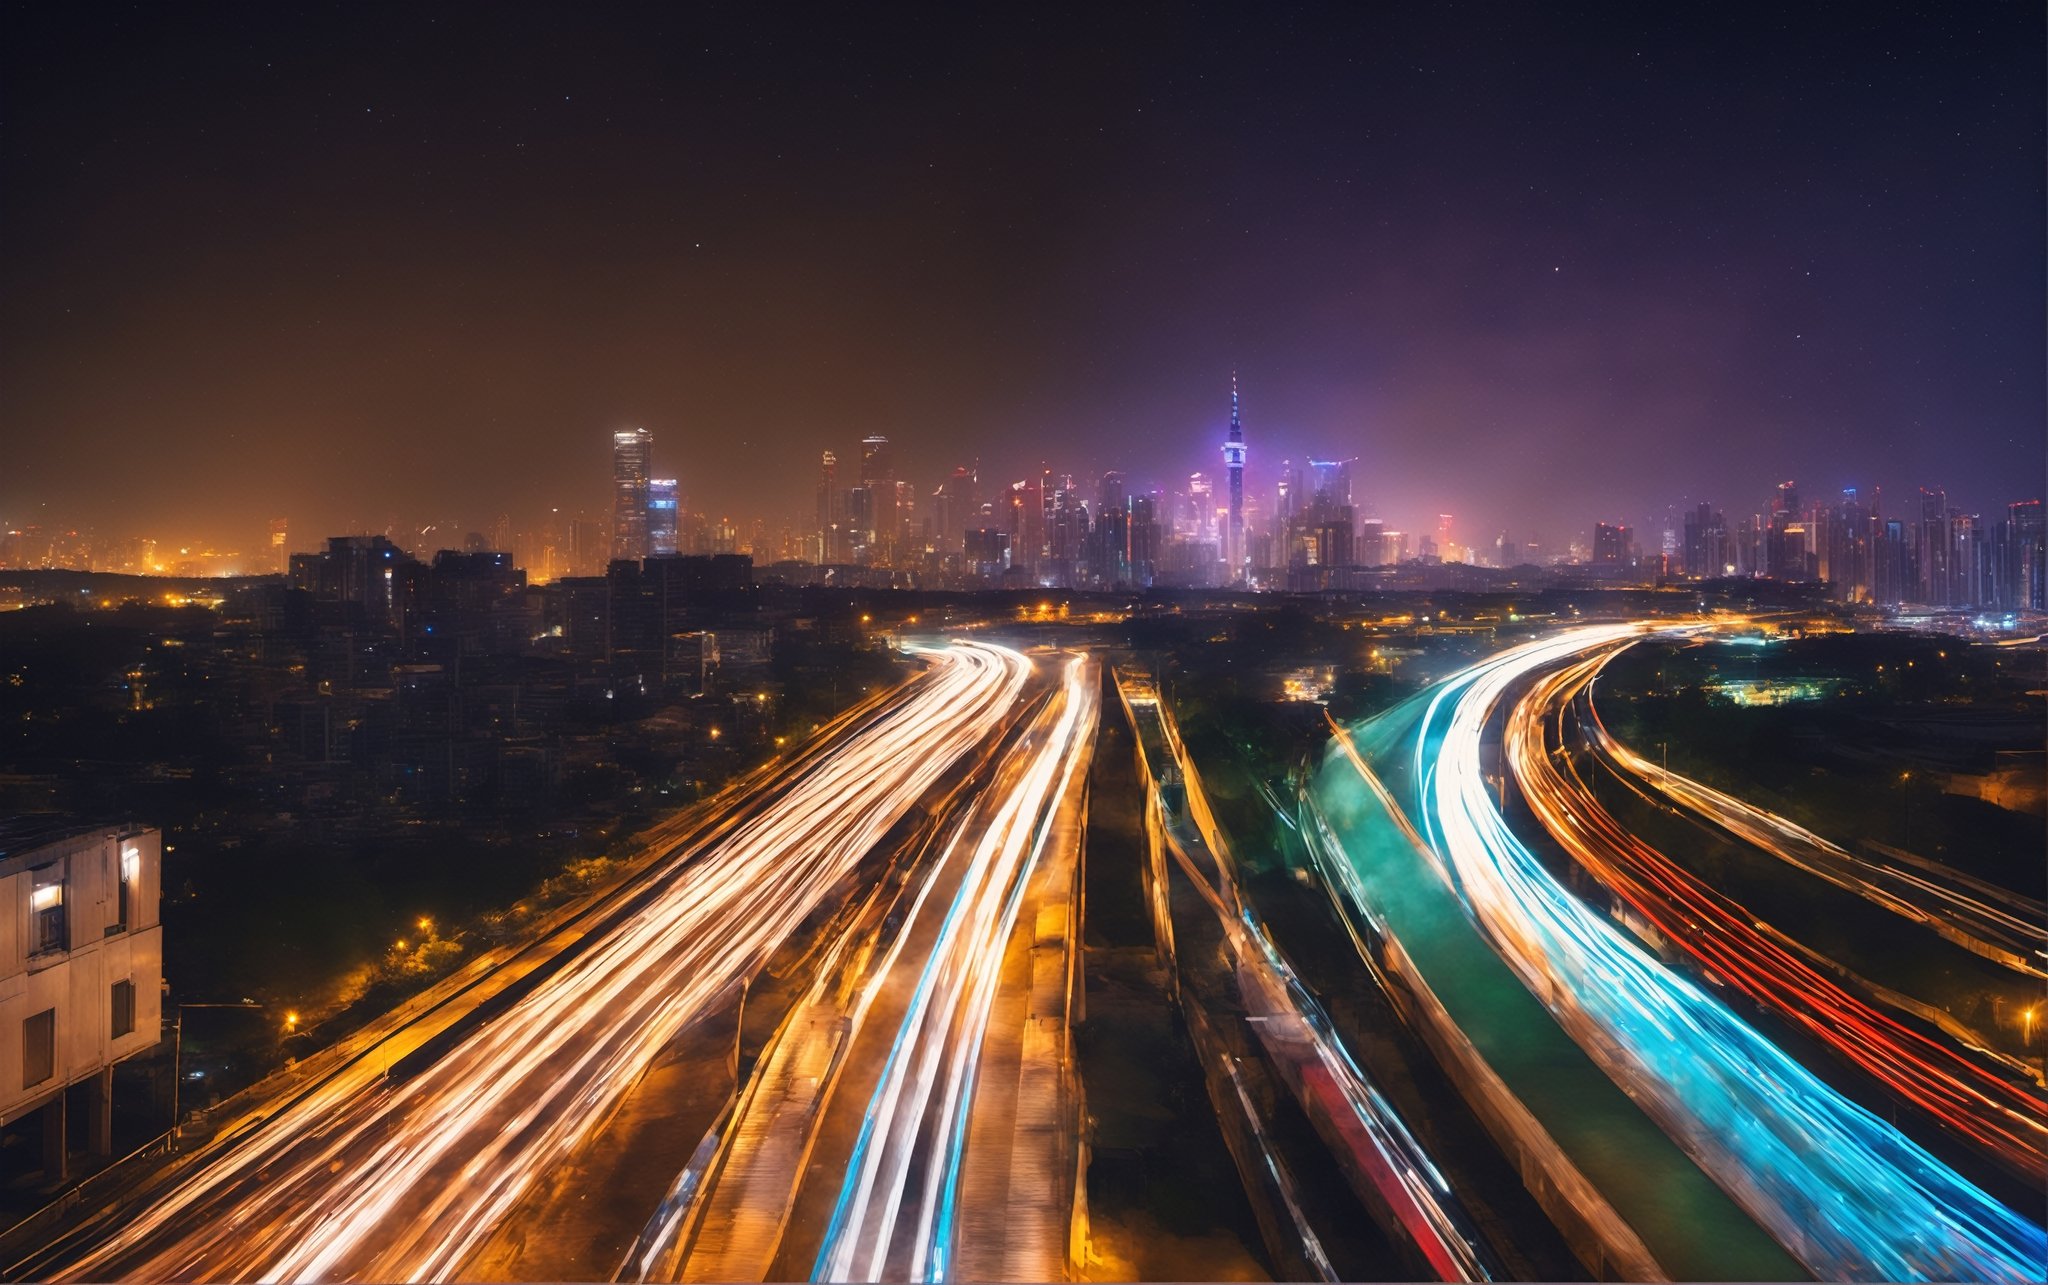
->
268, 518, 288, 574
1308, 458, 1352, 508
1683, 503, 1729, 578
816, 451, 844, 563
1223, 372, 1245, 583
1093, 471, 1128, 585
1916, 487, 1949, 605
1593, 521, 1633, 565
1997, 498, 2044, 610
1357, 516, 1386, 566
860, 435, 894, 564
933, 464, 977, 556
1127, 492, 1160, 585
647, 478, 679, 556
611, 427, 654, 562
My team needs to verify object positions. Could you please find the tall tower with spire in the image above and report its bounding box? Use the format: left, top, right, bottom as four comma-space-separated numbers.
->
1223, 371, 1246, 582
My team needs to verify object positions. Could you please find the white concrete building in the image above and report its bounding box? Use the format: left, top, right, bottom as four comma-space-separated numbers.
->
0, 821, 164, 1177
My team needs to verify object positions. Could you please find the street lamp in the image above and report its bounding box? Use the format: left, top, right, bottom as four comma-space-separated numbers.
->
169, 1000, 262, 1145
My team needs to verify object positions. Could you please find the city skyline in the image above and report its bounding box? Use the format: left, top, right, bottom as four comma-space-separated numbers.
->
3, 396, 2039, 592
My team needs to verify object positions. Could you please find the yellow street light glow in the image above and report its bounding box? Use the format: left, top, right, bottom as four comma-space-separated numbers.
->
417, 916, 433, 934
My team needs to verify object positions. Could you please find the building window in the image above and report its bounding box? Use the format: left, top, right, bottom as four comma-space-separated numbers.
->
108, 845, 139, 935
23, 1009, 54, 1089
30, 865, 66, 955
111, 981, 136, 1040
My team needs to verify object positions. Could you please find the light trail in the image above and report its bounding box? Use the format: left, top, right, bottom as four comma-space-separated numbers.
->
812, 653, 1097, 1284
1584, 685, 2048, 979
1405, 625, 2045, 1283
1509, 643, 2048, 1183
1134, 683, 1497, 1283
55, 641, 1031, 1284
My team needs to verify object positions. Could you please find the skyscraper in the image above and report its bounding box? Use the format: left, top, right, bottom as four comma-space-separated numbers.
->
1593, 521, 1633, 565
816, 451, 842, 563
1916, 487, 1948, 605
268, 518, 288, 574
1093, 471, 1129, 585
611, 427, 654, 562
1997, 498, 2044, 610
647, 478, 679, 556
1682, 503, 1729, 578
1223, 372, 1245, 583
1127, 492, 1160, 585
860, 435, 894, 565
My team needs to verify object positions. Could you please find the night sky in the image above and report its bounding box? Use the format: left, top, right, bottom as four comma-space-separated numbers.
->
3, 2, 2042, 553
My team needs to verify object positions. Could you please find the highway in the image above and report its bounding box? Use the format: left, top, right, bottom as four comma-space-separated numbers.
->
1412, 625, 2046, 1282
1508, 641, 2048, 1183
1582, 680, 2048, 979
1124, 677, 1500, 1283
48, 641, 1031, 1284
810, 651, 1096, 1283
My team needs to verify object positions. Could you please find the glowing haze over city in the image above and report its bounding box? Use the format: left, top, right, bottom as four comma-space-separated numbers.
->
0, 5, 2041, 1285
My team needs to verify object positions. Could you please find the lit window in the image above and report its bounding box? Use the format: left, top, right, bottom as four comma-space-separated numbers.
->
30, 866, 66, 955
116, 846, 139, 933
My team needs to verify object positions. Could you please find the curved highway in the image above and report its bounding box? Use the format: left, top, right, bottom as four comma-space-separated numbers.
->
1507, 641, 2047, 1184
52, 641, 1031, 1284
1583, 681, 2048, 980
1413, 625, 2045, 1283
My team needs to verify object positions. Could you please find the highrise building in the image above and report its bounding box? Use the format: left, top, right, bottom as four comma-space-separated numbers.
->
1822, 488, 1876, 602
1997, 499, 2045, 611
269, 518, 289, 574
933, 464, 977, 557
860, 435, 894, 565
1308, 458, 1353, 509
568, 517, 604, 576
1098, 470, 1126, 515
1765, 481, 1810, 579
1916, 487, 1949, 605
1875, 518, 1912, 604
1093, 471, 1129, 585
1593, 522, 1633, 565
611, 428, 654, 562
1223, 373, 1245, 583
1127, 493, 1161, 585
1682, 503, 1729, 578
648, 479, 680, 556
1357, 517, 1386, 567
1947, 510, 1988, 607
816, 451, 845, 563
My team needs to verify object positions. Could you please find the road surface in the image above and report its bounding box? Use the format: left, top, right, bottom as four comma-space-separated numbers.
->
1412, 624, 2044, 1282
1507, 639, 2048, 1183
50, 641, 1030, 1283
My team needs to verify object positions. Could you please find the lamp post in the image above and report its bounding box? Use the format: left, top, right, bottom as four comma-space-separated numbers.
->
169, 1000, 261, 1145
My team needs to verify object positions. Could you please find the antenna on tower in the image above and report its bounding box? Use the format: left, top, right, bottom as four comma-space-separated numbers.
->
1230, 369, 1240, 430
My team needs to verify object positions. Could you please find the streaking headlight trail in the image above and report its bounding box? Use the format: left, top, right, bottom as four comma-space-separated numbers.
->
1408, 625, 2045, 1284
